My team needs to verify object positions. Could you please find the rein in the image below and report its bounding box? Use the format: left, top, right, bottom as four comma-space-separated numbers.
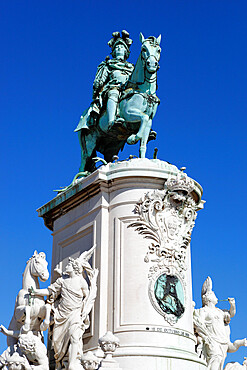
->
144, 71, 157, 83
141, 53, 159, 84
31, 257, 45, 277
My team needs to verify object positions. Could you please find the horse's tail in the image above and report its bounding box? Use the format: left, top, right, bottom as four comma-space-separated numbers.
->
78, 129, 98, 173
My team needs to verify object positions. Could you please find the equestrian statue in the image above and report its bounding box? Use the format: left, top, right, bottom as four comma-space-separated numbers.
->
75, 30, 161, 174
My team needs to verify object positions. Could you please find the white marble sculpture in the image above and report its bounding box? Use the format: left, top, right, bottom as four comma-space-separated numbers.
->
194, 276, 247, 370
0, 329, 48, 370
0, 345, 31, 370
0, 251, 51, 370
32, 246, 98, 370
18, 332, 48, 370
98, 332, 121, 369
6, 251, 50, 346
81, 351, 100, 370
224, 358, 247, 369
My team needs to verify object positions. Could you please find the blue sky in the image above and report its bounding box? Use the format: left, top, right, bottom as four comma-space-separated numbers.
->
0, 0, 247, 364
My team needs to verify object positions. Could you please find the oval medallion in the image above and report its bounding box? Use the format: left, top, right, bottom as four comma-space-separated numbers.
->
154, 274, 185, 319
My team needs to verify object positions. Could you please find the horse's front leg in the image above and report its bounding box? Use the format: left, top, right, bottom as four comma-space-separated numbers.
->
39, 304, 52, 331
139, 119, 152, 158
126, 112, 150, 146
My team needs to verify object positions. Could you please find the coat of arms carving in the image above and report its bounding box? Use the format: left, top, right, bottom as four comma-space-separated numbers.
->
128, 171, 203, 324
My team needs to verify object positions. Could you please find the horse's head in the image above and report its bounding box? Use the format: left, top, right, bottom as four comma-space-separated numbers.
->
140, 33, 161, 73
28, 251, 49, 282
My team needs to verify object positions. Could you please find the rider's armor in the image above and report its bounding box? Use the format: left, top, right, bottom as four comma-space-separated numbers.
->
75, 31, 134, 133
93, 58, 134, 107
91, 31, 134, 126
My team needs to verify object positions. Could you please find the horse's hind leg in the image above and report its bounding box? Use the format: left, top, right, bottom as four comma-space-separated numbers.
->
103, 139, 125, 163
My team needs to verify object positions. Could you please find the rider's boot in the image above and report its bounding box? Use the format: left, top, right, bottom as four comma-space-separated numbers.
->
107, 89, 120, 131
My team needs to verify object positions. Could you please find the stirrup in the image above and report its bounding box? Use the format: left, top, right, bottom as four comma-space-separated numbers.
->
115, 117, 125, 124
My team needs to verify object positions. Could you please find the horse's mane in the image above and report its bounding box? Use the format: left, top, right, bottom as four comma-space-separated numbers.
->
23, 257, 32, 278
129, 54, 144, 85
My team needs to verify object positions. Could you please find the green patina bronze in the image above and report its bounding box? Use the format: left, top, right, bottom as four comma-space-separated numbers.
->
54, 157, 107, 194
154, 274, 185, 318
75, 30, 161, 173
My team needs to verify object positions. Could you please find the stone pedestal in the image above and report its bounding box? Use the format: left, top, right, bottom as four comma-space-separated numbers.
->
37, 158, 207, 370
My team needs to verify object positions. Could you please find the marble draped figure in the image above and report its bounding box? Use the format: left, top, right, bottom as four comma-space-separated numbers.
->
33, 247, 98, 370
0, 249, 98, 370
194, 277, 247, 370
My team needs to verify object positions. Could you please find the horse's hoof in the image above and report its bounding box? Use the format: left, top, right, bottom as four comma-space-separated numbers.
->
22, 324, 30, 333
127, 134, 139, 145
40, 322, 49, 331
148, 130, 157, 142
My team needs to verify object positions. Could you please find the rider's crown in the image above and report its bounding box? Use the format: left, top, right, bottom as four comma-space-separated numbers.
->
108, 30, 133, 57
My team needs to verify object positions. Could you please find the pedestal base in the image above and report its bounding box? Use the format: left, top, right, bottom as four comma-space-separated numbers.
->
37, 158, 206, 370
116, 354, 206, 370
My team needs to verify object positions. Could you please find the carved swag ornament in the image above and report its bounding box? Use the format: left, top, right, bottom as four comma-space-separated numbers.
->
128, 171, 200, 325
